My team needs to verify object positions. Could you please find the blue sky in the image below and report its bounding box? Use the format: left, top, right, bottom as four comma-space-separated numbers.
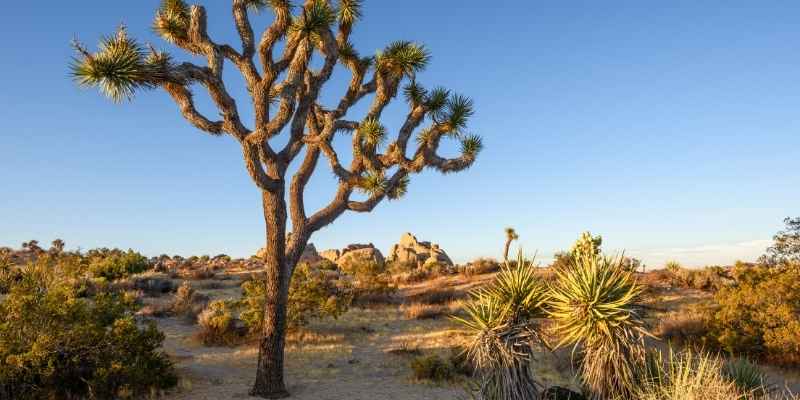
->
1, 1, 797, 266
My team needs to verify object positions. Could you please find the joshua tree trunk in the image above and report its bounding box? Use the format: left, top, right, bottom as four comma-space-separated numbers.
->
503, 239, 513, 262
251, 191, 291, 398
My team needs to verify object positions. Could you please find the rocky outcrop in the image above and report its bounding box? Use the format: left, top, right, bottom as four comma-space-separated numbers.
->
335, 244, 385, 271
298, 243, 324, 264
316, 243, 385, 272
256, 243, 324, 265
387, 232, 453, 267
319, 249, 340, 263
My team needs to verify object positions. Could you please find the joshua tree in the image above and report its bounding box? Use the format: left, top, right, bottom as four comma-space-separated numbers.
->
503, 227, 519, 261
50, 239, 66, 254
69, 1, 483, 397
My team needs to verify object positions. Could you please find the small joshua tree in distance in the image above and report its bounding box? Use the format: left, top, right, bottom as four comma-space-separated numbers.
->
503, 227, 519, 262
69, 1, 483, 397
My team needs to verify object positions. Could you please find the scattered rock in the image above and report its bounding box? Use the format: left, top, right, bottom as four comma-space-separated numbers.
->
541, 387, 586, 400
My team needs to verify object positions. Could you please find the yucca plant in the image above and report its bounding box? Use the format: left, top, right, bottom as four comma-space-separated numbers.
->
723, 358, 769, 397
548, 233, 651, 400
453, 250, 549, 400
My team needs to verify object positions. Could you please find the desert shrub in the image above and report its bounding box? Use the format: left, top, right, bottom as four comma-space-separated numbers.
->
0, 256, 19, 294
0, 261, 176, 399
347, 261, 398, 305
196, 300, 240, 346
240, 263, 352, 333
316, 259, 338, 271
462, 258, 501, 276
706, 263, 800, 365
170, 281, 209, 320
88, 249, 150, 281
410, 355, 456, 382
548, 233, 650, 400
188, 267, 215, 280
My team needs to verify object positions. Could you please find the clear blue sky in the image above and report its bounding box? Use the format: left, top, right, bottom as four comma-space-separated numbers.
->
1, 1, 797, 266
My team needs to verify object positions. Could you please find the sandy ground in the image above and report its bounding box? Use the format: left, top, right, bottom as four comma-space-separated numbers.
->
153, 273, 492, 400
142, 271, 797, 399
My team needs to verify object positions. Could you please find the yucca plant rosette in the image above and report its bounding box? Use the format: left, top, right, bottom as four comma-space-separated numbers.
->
547, 242, 652, 400
452, 251, 550, 400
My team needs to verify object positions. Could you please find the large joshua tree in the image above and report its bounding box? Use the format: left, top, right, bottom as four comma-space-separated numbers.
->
69, 0, 482, 397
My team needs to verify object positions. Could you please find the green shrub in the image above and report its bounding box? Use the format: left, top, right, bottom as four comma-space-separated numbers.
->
0, 261, 176, 399
240, 263, 352, 333
346, 261, 398, 305
88, 249, 150, 281
706, 263, 800, 365
410, 355, 456, 382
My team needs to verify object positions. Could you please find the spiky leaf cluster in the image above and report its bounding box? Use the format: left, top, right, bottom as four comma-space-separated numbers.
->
358, 118, 386, 148
426, 87, 450, 118
71, 28, 171, 102
376, 41, 430, 79
386, 175, 409, 200
460, 134, 484, 159
356, 171, 388, 195
153, 0, 190, 44
244, 0, 294, 13
290, 0, 335, 40
403, 82, 427, 106
337, 0, 363, 26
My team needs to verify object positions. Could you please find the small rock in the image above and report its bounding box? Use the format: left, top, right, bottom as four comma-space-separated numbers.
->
541, 386, 586, 400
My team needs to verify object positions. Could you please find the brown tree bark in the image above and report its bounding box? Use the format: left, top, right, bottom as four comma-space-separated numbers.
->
251, 190, 291, 399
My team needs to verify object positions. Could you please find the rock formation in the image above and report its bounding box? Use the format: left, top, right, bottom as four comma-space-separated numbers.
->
256, 243, 324, 265
387, 232, 453, 268
334, 244, 385, 270
315, 243, 385, 272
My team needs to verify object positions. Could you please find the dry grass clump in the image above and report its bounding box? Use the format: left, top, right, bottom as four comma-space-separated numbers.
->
402, 301, 460, 320
637, 350, 739, 400
406, 287, 465, 305
656, 309, 711, 348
